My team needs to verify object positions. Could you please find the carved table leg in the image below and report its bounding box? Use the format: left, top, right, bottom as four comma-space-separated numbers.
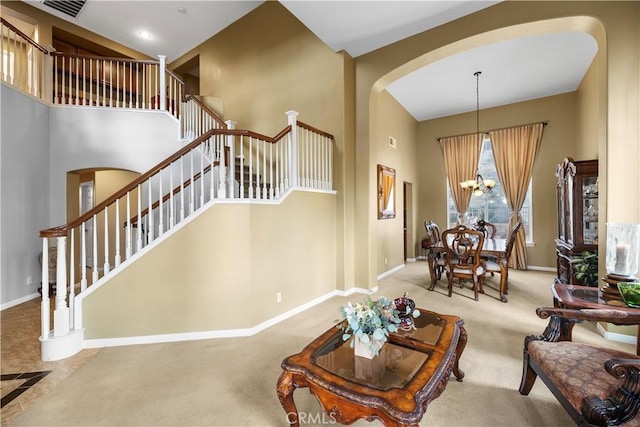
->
453, 323, 467, 381
499, 260, 508, 303
277, 371, 299, 427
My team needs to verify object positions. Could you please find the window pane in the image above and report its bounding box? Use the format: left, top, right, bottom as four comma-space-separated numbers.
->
447, 138, 532, 241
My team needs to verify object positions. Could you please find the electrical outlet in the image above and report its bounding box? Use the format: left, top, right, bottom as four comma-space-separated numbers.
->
26, 276, 32, 286
276, 292, 282, 303
384, 258, 388, 265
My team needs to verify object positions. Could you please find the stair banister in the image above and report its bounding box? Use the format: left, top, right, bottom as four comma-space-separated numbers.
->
286, 111, 299, 187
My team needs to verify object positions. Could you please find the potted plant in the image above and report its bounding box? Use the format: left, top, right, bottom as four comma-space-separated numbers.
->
572, 250, 599, 287
339, 295, 420, 358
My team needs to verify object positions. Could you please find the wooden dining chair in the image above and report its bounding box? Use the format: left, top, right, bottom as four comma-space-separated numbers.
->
441, 225, 485, 301
484, 221, 522, 295
475, 220, 497, 239
424, 220, 446, 285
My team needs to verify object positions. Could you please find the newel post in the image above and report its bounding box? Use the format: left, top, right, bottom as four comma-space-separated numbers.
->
286, 110, 299, 187
53, 236, 69, 337
158, 55, 166, 111
225, 120, 236, 198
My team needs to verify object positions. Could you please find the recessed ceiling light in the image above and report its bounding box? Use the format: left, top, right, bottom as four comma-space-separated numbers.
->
177, 7, 187, 14
138, 31, 152, 40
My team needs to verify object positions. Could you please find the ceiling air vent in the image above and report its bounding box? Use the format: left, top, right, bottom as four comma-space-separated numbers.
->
42, 0, 87, 18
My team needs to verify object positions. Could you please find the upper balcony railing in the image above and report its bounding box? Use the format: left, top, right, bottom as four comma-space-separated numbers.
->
1, 17, 183, 119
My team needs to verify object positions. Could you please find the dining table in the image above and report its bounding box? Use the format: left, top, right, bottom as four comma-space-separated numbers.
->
428, 235, 509, 302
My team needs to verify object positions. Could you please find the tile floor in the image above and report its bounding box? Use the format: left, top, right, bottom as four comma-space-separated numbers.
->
1, 297, 100, 424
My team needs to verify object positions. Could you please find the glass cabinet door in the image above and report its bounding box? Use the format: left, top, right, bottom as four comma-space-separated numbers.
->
581, 176, 599, 245
566, 174, 574, 243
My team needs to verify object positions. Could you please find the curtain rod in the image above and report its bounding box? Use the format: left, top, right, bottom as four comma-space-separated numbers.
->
435, 120, 548, 142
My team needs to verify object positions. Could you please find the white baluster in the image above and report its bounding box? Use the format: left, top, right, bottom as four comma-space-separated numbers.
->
158, 55, 166, 110
158, 175, 164, 235
189, 151, 195, 214
169, 164, 175, 228
269, 141, 274, 199
126, 193, 132, 258
103, 208, 110, 274
286, 111, 299, 187
54, 236, 69, 337
177, 159, 182, 223
69, 229, 75, 329
81, 222, 87, 291
137, 185, 142, 251
91, 215, 99, 283
41, 238, 50, 341
200, 144, 205, 207
148, 179, 154, 243
115, 199, 121, 267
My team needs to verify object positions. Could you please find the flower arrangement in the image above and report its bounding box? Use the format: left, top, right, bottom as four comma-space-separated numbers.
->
339, 295, 420, 356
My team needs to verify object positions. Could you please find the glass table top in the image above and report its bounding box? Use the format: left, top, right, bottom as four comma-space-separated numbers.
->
312, 312, 445, 391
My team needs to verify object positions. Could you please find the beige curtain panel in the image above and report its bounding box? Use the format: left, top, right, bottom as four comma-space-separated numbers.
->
489, 122, 545, 270
439, 133, 483, 224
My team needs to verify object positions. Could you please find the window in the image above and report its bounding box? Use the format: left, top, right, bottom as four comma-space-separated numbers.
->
447, 137, 533, 242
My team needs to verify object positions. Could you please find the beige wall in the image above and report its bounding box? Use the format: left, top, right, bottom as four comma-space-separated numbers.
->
417, 93, 578, 269
82, 191, 336, 339
357, 1, 639, 288
374, 91, 419, 274
170, 2, 354, 290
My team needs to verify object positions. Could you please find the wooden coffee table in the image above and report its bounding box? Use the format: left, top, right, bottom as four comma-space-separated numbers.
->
276, 308, 466, 426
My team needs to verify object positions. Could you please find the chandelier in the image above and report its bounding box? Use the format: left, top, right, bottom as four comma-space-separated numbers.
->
460, 174, 495, 196
459, 71, 494, 196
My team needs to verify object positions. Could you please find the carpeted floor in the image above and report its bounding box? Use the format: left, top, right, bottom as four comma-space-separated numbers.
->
8, 262, 637, 426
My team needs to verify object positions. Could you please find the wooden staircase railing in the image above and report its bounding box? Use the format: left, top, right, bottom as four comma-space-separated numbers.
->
38, 110, 334, 360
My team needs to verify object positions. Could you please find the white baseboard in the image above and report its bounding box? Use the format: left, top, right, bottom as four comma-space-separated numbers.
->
1, 292, 40, 311
377, 264, 405, 280
527, 265, 556, 272
596, 322, 638, 346
83, 286, 376, 350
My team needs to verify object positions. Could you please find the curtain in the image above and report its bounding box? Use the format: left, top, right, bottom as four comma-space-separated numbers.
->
439, 133, 483, 224
489, 123, 544, 269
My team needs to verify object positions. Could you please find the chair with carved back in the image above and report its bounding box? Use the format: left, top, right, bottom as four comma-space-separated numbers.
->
441, 225, 486, 301
475, 220, 497, 239
423, 220, 446, 286
484, 221, 522, 295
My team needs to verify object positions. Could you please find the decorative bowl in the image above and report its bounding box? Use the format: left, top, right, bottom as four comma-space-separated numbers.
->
394, 294, 416, 331
617, 282, 640, 308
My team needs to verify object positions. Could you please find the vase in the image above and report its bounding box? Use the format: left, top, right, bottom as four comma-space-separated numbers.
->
354, 335, 383, 359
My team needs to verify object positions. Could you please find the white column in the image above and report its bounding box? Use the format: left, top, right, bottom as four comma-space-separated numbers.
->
53, 236, 70, 337
41, 238, 50, 340
286, 111, 299, 187
158, 55, 166, 111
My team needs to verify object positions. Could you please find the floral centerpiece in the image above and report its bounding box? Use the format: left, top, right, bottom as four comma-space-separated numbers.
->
339, 295, 420, 358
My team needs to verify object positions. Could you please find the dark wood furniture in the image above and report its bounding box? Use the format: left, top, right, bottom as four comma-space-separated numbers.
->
475, 220, 497, 239
441, 225, 485, 301
484, 222, 522, 297
555, 157, 598, 285
429, 234, 509, 302
277, 309, 467, 426
551, 283, 640, 355
519, 306, 640, 426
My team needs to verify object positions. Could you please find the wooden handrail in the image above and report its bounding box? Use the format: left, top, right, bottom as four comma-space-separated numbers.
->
40, 126, 294, 238
0, 17, 50, 54
50, 51, 158, 65
184, 94, 227, 128
297, 120, 334, 140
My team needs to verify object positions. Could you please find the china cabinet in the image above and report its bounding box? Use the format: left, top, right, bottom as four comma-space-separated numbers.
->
555, 157, 598, 285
